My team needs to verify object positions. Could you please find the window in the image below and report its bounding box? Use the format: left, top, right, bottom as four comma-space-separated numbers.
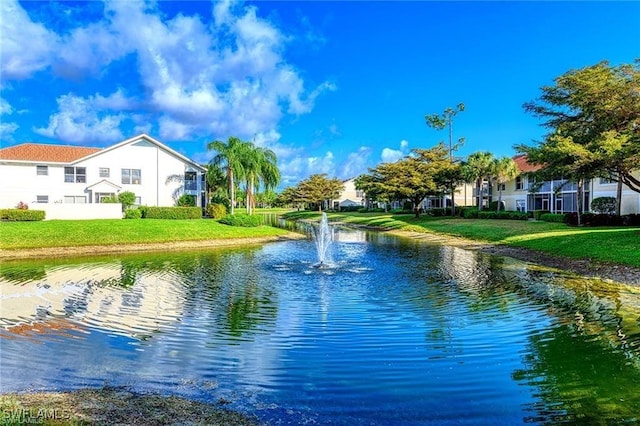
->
515, 176, 523, 190
64, 196, 87, 203
64, 167, 86, 183
36, 195, 49, 203
36, 165, 48, 176
122, 168, 141, 184
497, 183, 506, 191
99, 168, 110, 178
516, 200, 526, 212
135, 196, 142, 205
599, 176, 615, 185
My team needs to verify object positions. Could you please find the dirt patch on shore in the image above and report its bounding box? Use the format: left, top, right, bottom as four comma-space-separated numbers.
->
0, 388, 259, 425
0, 233, 306, 260
394, 230, 640, 287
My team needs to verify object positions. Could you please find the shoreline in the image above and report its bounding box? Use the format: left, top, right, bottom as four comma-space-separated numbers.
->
0, 233, 306, 260
391, 230, 640, 287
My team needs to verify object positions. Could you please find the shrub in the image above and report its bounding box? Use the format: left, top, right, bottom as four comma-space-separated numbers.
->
591, 196, 616, 214
101, 195, 120, 203
206, 203, 227, 219
1, 209, 45, 221
488, 201, 505, 211
218, 213, 262, 227
533, 210, 550, 220
539, 213, 566, 223
428, 208, 448, 217
623, 214, 640, 226
565, 212, 627, 227
463, 207, 479, 219
124, 208, 142, 219
339, 205, 361, 212
118, 191, 137, 210
144, 206, 202, 219
176, 194, 196, 207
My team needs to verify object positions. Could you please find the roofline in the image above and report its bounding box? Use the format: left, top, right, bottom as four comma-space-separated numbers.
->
72, 134, 206, 172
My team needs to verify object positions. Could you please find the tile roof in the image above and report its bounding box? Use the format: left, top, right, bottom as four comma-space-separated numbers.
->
513, 154, 542, 173
0, 143, 102, 163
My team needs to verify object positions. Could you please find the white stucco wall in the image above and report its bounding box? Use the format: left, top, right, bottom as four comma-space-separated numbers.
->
0, 136, 205, 210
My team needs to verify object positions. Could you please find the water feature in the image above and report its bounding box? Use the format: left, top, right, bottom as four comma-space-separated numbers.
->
311, 212, 333, 267
1, 228, 639, 424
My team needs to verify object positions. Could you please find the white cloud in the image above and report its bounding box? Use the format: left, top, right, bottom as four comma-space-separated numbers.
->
0, 0, 58, 79
5, 0, 334, 152
0, 97, 18, 140
381, 139, 410, 163
339, 146, 372, 179
279, 151, 335, 185
34, 93, 126, 144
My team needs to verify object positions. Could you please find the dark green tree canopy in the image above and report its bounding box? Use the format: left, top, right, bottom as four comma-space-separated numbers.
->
355, 143, 457, 217
295, 174, 344, 211
518, 60, 640, 193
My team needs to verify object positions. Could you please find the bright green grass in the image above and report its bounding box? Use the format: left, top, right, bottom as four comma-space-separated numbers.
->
0, 219, 290, 250
283, 211, 640, 268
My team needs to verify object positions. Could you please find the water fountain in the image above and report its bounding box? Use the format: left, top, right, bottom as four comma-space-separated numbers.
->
311, 212, 333, 268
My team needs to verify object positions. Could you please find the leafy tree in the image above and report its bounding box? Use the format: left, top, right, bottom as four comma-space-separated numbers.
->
462, 152, 495, 210
208, 136, 247, 215
425, 103, 466, 215
492, 156, 519, 212
520, 60, 640, 215
295, 174, 344, 211
356, 144, 455, 217
275, 186, 303, 210
255, 189, 278, 208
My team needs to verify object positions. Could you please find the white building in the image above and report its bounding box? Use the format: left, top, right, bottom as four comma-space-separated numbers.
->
0, 134, 206, 217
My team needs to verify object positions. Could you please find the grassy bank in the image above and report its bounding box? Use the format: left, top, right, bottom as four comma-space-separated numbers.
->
0, 219, 290, 250
283, 211, 640, 268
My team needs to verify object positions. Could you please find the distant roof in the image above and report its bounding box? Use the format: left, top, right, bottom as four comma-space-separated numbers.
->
0, 143, 102, 163
513, 154, 542, 173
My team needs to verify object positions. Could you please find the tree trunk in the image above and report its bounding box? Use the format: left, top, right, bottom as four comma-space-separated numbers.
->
616, 175, 623, 216
577, 178, 583, 226
229, 170, 235, 215
450, 183, 456, 216
497, 186, 503, 212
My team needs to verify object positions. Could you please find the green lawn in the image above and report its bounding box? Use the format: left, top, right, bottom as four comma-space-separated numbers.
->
283, 211, 640, 268
0, 219, 290, 250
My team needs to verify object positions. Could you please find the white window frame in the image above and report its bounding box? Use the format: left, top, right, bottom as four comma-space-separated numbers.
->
122, 168, 142, 185
36, 165, 48, 176
99, 167, 110, 178
36, 195, 49, 203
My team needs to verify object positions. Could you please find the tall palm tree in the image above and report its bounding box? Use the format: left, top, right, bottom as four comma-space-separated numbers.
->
208, 136, 247, 215
205, 163, 230, 209
462, 151, 495, 210
492, 156, 519, 212
242, 145, 280, 214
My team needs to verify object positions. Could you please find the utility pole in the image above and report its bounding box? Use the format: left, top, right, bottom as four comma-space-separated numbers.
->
425, 103, 465, 216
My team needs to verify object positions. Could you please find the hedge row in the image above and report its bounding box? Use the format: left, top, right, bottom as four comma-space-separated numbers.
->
218, 213, 263, 227
539, 213, 566, 223
142, 206, 202, 219
0, 209, 45, 221
564, 213, 640, 227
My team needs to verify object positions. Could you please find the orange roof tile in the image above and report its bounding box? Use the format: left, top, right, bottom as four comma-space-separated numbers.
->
513, 154, 542, 173
0, 143, 102, 163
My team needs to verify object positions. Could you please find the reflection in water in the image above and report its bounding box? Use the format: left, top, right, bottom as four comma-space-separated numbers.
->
1, 231, 639, 424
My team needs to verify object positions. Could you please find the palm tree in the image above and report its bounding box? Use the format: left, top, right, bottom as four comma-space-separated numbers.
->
462, 151, 495, 210
243, 146, 280, 214
207, 136, 247, 215
492, 156, 519, 212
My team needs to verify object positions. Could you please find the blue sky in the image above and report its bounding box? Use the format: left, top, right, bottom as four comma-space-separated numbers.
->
1, 1, 638, 187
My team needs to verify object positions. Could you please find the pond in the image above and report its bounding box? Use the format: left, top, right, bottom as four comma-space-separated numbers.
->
1, 226, 639, 424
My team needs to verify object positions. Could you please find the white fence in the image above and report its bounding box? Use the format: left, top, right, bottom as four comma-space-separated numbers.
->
39, 203, 123, 220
